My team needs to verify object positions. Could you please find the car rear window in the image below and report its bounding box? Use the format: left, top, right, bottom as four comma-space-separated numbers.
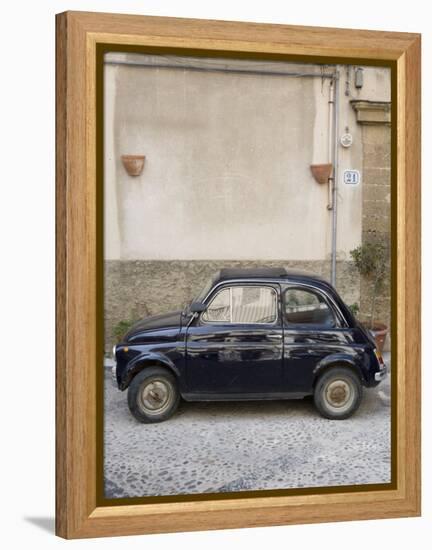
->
284, 288, 336, 327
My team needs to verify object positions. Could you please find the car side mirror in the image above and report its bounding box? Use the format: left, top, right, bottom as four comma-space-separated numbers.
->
189, 301, 207, 313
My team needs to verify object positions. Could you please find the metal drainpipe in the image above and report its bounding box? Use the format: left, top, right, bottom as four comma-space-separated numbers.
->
329, 72, 340, 287
327, 79, 334, 210
104, 59, 336, 80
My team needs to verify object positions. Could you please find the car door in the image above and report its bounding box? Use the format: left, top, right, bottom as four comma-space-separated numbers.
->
281, 284, 351, 393
185, 283, 283, 396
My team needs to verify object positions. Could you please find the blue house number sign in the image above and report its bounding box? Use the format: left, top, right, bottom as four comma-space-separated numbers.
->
343, 169, 361, 185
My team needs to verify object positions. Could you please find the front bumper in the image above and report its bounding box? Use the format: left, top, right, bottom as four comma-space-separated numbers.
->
111, 344, 118, 388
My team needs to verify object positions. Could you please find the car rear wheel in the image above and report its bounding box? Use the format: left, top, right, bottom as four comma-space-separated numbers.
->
128, 367, 180, 423
314, 367, 363, 420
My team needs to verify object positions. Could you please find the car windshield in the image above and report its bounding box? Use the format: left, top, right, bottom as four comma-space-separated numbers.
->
193, 274, 218, 304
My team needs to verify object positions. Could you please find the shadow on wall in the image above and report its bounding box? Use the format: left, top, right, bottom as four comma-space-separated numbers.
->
104, 259, 360, 353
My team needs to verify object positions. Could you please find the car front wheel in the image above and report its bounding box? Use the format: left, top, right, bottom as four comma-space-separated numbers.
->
314, 367, 363, 420
127, 367, 180, 423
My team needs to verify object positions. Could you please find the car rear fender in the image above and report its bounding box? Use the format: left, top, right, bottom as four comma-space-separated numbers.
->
313, 353, 366, 386
121, 352, 179, 390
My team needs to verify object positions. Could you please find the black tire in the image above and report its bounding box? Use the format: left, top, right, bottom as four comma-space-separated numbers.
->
127, 366, 180, 423
314, 367, 363, 420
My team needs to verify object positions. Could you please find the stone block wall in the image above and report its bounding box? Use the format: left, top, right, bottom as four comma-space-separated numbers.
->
352, 101, 391, 332
104, 259, 359, 352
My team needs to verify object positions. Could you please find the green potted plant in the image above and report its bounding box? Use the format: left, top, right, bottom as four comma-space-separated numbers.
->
350, 238, 389, 352
112, 318, 138, 343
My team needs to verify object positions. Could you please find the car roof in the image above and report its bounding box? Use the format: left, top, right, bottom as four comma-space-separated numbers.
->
216, 267, 330, 286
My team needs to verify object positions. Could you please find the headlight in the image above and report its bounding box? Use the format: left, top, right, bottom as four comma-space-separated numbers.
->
112, 344, 117, 362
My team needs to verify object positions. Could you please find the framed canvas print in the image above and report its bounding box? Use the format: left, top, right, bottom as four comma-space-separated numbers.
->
55, 11, 421, 539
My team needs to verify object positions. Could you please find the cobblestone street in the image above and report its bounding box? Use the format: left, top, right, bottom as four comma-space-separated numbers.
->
104, 354, 391, 498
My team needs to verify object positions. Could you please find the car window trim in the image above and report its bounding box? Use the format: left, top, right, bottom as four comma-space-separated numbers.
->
282, 283, 347, 329
200, 283, 280, 326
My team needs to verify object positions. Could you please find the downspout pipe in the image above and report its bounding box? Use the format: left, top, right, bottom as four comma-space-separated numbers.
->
329, 72, 340, 287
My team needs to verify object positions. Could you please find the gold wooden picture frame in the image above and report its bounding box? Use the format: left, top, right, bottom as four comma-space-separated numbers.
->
56, 11, 421, 539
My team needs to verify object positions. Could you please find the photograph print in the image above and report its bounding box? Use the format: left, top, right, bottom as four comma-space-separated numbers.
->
102, 51, 392, 499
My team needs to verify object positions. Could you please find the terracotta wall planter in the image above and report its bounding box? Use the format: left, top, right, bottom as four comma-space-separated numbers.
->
310, 163, 333, 184
121, 155, 145, 176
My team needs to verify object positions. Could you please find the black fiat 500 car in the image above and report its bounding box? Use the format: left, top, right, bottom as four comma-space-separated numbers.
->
112, 268, 387, 422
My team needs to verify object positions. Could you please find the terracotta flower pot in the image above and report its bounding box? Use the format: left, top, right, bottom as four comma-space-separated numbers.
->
364, 321, 389, 353
121, 155, 145, 176
310, 163, 333, 184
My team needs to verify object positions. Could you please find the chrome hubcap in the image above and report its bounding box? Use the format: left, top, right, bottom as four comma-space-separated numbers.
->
138, 379, 172, 415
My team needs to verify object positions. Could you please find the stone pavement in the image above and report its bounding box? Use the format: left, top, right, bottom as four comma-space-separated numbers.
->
104, 354, 391, 498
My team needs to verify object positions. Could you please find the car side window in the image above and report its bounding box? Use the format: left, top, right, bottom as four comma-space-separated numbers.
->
202, 288, 230, 322
232, 286, 277, 323
202, 286, 277, 324
284, 288, 336, 328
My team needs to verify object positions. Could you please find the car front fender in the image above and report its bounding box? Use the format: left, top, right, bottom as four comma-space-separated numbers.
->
120, 352, 180, 390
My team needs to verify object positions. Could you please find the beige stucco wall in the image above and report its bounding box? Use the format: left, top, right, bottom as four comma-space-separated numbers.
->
103, 54, 391, 350
104, 55, 389, 263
